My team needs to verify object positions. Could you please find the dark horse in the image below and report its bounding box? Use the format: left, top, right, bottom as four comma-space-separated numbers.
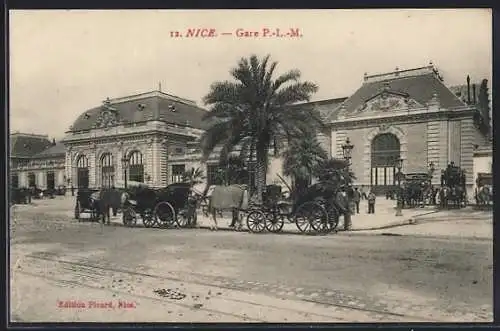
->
94, 188, 124, 224
76, 188, 123, 224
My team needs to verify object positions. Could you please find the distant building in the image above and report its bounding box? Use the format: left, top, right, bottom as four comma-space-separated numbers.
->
10, 133, 66, 189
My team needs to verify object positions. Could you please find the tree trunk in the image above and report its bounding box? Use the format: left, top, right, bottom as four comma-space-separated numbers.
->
255, 149, 267, 204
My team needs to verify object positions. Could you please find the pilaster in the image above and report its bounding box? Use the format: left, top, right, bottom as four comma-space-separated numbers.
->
89, 145, 97, 188
426, 121, 441, 185
438, 121, 449, 174
460, 117, 475, 186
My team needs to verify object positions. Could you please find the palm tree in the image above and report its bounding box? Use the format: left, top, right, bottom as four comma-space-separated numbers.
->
283, 134, 328, 199
182, 167, 206, 188
313, 158, 356, 191
222, 154, 248, 185
200, 54, 322, 202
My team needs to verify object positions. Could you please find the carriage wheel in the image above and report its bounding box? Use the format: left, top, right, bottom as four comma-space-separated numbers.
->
74, 201, 81, 220
122, 207, 137, 227
319, 206, 340, 233
295, 201, 324, 234
154, 202, 176, 229
306, 203, 330, 234
246, 210, 266, 233
264, 212, 284, 233
175, 209, 190, 228
142, 209, 155, 228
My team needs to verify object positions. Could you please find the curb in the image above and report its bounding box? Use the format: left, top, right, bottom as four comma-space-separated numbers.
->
195, 209, 441, 235
349, 209, 441, 231
337, 231, 492, 241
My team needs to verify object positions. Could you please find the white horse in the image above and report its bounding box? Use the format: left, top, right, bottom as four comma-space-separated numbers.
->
206, 184, 249, 231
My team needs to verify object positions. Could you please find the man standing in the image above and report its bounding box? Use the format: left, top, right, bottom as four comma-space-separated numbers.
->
353, 187, 361, 214
367, 190, 376, 214
336, 186, 352, 231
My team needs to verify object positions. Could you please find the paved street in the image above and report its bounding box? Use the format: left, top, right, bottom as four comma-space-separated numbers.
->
10, 196, 493, 322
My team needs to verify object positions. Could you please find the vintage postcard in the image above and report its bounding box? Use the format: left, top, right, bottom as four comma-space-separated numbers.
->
9, 9, 493, 323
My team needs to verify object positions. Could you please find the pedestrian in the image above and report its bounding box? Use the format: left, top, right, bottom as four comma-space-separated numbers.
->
367, 191, 376, 214
360, 185, 368, 200
353, 187, 361, 214
336, 185, 352, 231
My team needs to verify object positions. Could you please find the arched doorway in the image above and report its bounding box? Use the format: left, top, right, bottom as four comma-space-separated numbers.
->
28, 172, 36, 188
100, 153, 115, 188
46, 171, 55, 190
128, 150, 144, 182
371, 133, 400, 195
76, 155, 89, 188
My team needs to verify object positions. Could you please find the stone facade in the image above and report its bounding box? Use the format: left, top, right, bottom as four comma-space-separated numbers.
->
317, 65, 490, 199
62, 90, 207, 189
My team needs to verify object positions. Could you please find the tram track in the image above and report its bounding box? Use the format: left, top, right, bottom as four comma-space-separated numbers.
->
15, 253, 445, 322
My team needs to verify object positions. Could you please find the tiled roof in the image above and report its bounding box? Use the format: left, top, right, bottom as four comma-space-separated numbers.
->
10, 133, 53, 158
69, 91, 210, 132
289, 97, 348, 122
33, 141, 66, 158
326, 71, 467, 122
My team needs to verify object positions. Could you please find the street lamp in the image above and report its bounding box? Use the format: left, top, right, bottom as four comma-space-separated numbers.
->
341, 137, 354, 168
395, 157, 404, 216
121, 156, 129, 189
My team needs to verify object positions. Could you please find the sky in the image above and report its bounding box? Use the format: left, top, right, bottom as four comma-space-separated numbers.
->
9, 9, 492, 139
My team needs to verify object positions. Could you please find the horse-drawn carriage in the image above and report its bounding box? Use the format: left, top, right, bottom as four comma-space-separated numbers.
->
74, 188, 102, 221
439, 163, 467, 208
121, 182, 194, 228
245, 182, 342, 235
402, 173, 434, 208
475, 172, 492, 207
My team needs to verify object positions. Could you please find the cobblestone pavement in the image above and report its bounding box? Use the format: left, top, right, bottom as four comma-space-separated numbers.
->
10, 197, 493, 322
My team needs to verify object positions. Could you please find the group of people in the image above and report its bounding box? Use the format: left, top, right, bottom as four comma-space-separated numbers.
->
335, 185, 377, 231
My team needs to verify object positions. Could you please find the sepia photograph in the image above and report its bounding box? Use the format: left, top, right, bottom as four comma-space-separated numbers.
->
9, 9, 493, 323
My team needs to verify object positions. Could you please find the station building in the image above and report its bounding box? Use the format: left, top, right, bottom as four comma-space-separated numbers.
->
10, 132, 66, 189
10, 63, 491, 201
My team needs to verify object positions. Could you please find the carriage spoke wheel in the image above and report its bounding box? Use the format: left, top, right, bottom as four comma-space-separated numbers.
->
326, 207, 340, 232
295, 202, 321, 234
154, 202, 176, 229
264, 212, 284, 233
175, 209, 190, 228
141, 209, 155, 228
246, 211, 266, 233
309, 204, 331, 234
122, 207, 137, 227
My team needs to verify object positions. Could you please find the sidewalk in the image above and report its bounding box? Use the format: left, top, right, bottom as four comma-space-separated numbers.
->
356, 210, 493, 240
194, 199, 439, 233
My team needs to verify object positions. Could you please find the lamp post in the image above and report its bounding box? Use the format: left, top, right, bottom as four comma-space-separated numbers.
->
341, 137, 354, 169
395, 157, 404, 216
121, 156, 129, 189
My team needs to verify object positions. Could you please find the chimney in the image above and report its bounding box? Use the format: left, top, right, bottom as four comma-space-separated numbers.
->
467, 75, 471, 104
52, 138, 56, 145
472, 84, 476, 104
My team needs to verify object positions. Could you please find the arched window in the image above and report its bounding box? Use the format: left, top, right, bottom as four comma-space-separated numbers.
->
370, 133, 400, 194
76, 155, 89, 188
100, 153, 114, 188
128, 151, 144, 182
